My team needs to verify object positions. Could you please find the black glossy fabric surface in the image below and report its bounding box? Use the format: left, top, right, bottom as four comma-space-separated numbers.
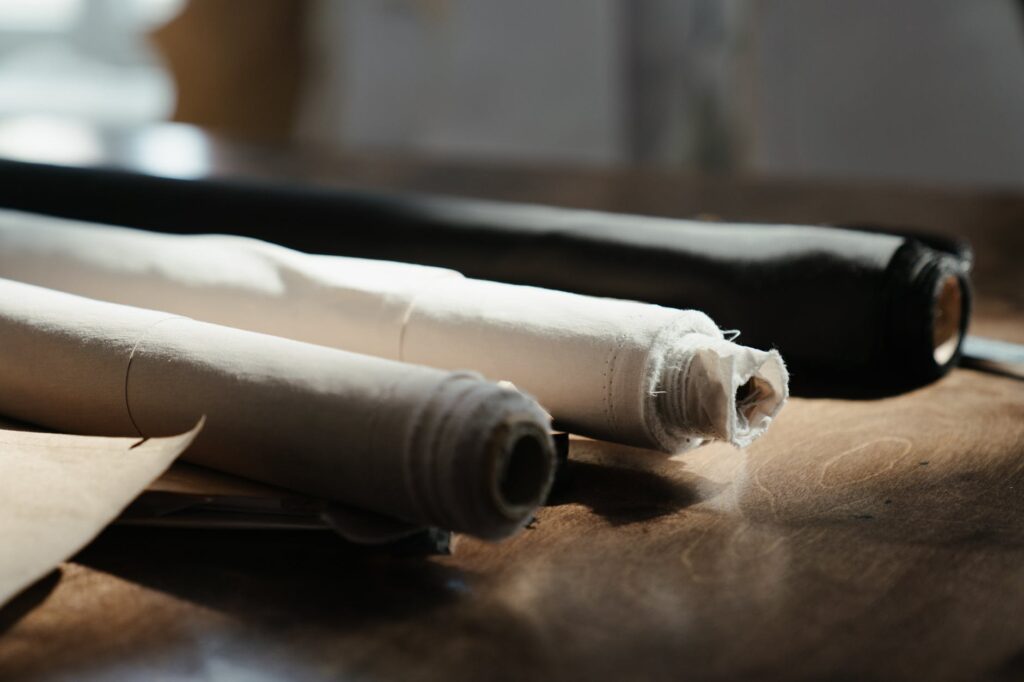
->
0, 159, 972, 391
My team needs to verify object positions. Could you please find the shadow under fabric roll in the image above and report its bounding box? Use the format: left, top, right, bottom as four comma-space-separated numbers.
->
0, 159, 972, 390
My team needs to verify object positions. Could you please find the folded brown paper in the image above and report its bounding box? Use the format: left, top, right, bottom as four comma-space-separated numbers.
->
0, 279, 556, 540
0, 423, 201, 609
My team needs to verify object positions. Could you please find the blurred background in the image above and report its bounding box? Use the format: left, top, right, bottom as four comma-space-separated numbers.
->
0, 0, 1023, 188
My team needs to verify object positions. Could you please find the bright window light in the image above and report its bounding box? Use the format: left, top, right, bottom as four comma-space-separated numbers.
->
0, 0, 83, 32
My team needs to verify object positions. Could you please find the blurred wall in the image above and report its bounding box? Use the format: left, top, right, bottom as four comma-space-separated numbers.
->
3, 0, 1023, 190
0, 0, 180, 124
297, 0, 627, 165
747, 0, 1024, 188
153, 0, 308, 140
294, 0, 1024, 188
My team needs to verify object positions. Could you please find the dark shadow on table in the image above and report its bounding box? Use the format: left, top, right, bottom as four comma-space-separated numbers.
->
547, 457, 721, 525
75, 527, 466, 629
0, 569, 61, 636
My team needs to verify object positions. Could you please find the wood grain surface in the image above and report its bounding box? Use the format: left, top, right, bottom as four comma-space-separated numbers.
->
0, 127, 1022, 681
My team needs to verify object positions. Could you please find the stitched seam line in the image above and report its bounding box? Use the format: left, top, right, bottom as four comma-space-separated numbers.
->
124, 316, 185, 439
397, 273, 463, 362
604, 331, 629, 436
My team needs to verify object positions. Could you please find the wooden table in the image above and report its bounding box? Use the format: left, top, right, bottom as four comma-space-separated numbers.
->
1, 122, 1023, 682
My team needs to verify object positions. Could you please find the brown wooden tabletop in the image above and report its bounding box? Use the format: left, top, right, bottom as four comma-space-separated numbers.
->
0, 121, 1022, 682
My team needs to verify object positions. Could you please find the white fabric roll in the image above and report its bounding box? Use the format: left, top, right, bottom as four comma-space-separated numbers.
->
0, 278, 556, 540
0, 209, 788, 452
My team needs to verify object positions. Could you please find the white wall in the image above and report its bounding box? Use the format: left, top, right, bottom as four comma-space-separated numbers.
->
299, 0, 627, 165
746, 0, 1024, 188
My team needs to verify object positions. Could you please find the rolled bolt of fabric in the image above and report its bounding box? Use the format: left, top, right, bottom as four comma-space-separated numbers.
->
0, 211, 788, 452
0, 161, 970, 388
0, 278, 557, 540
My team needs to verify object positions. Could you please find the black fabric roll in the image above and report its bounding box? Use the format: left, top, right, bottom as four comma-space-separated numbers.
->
0, 159, 971, 391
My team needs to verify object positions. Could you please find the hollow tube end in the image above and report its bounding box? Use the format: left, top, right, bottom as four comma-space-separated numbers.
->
485, 416, 556, 522
410, 376, 555, 540
931, 273, 964, 367
651, 334, 789, 452
885, 243, 972, 384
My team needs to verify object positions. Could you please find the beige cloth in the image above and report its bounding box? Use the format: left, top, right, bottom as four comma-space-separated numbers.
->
0, 279, 555, 540
0, 422, 200, 609
0, 210, 789, 452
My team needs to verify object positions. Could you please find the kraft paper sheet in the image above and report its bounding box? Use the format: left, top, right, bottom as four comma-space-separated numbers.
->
0, 421, 200, 609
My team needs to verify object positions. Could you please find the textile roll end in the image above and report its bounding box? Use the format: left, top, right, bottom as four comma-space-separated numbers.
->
885, 242, 972, 385
652, 335, 789, 453
407, 377, 557, 540
932, 273, 964, 367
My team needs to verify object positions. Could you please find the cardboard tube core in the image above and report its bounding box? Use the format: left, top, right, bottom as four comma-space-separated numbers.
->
489, 420, 555, 520
932, 274, 963, 366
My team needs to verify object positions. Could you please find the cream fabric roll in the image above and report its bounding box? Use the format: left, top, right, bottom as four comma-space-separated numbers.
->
0, 209, 788, 452
0, 279, 556, 540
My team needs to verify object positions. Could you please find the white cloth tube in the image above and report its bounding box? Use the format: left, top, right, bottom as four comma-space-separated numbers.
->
0, 209, 788, 452
0, 278, 556, 540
